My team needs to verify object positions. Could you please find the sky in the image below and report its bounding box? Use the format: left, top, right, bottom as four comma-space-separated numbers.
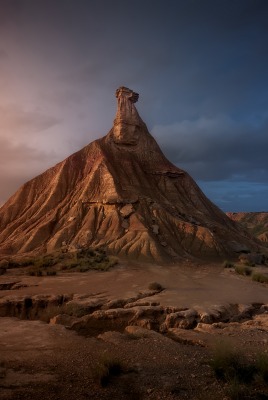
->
0, 0, 267, 212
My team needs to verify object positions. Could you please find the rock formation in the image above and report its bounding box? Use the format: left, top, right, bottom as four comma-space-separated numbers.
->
0, 87, 262, 262
227, 212, 268, 243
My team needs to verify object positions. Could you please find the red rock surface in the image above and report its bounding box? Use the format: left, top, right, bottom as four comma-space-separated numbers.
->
0, 87, 261, 261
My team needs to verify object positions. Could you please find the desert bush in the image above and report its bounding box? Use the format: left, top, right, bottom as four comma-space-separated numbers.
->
252, 273, 268, 284
33, 256, 56, 268
210, 342, 256, 383
61, 253, 118, 272
225, 379, 249, 400
46, 270, 57, 276
23, 248, 117, 274
148, 281, 164, 291
8, 258, 34, 268
256, 353, 268, 383
223, 260, 234, 268
28, 269, 43, 276
234, 265, 252, 276
92, 354, 124, 387
20, 258, 35, 267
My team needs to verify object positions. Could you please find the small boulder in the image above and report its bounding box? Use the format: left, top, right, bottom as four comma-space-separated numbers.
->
151, 224, 159, 234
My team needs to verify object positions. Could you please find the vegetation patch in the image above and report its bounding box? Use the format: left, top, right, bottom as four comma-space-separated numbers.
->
210, 342, 268, 399
21, 247, 118, 276
92, 354, 124, 387
210, 342, 256, 384
234, 265, 252, 276
252, 273, 268, 284
148, 282, 164, 291
223, 260, 234, 268
28, 267, 57, 277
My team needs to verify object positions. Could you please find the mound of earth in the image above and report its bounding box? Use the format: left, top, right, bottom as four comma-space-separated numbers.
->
0, 87, 263, 262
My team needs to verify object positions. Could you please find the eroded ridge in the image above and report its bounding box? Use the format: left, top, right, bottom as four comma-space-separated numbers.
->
1, 290, 268, 341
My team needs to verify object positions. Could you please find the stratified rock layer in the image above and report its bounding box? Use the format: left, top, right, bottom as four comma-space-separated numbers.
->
0, 87, 261, 262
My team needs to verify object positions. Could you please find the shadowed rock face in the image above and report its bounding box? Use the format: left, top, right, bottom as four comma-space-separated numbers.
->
0, 87, 261, 262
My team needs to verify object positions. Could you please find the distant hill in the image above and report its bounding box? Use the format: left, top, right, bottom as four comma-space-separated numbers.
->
227, 212, 268, 243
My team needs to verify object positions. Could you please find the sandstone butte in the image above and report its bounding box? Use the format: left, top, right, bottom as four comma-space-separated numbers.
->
0, 87, 263, 262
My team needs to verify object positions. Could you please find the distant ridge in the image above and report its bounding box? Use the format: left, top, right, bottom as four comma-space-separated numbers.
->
0, 87, 262, 262
227, 212, 268, 243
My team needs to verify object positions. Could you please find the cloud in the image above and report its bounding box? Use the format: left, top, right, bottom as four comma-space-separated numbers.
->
0, 105, 60, 139
0, 49, 8, 59
0, 136, 60, 205
152, 115, 268, 183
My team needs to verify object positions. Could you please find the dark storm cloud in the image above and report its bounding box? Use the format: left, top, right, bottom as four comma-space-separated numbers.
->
152, 116, 268, 182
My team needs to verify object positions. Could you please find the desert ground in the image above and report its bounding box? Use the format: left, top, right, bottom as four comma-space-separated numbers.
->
1, 261, 268, 400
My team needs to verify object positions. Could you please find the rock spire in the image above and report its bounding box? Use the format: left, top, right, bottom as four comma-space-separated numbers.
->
113, 86, 144, 145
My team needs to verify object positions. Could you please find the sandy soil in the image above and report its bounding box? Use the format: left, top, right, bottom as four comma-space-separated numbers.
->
1, 261, 268, 307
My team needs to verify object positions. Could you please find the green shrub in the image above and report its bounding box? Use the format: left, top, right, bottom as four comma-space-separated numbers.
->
223, 260, 234, 268
252, 273, 268, 284
92, 354, 124, 387
234, 265, 252, 276
210, 342, 256, 383
148, 282, 164, 291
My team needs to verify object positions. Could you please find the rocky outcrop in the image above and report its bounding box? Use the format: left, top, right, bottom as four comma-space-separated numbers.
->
1, 292, 268, 341
0, 87, 263, 262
